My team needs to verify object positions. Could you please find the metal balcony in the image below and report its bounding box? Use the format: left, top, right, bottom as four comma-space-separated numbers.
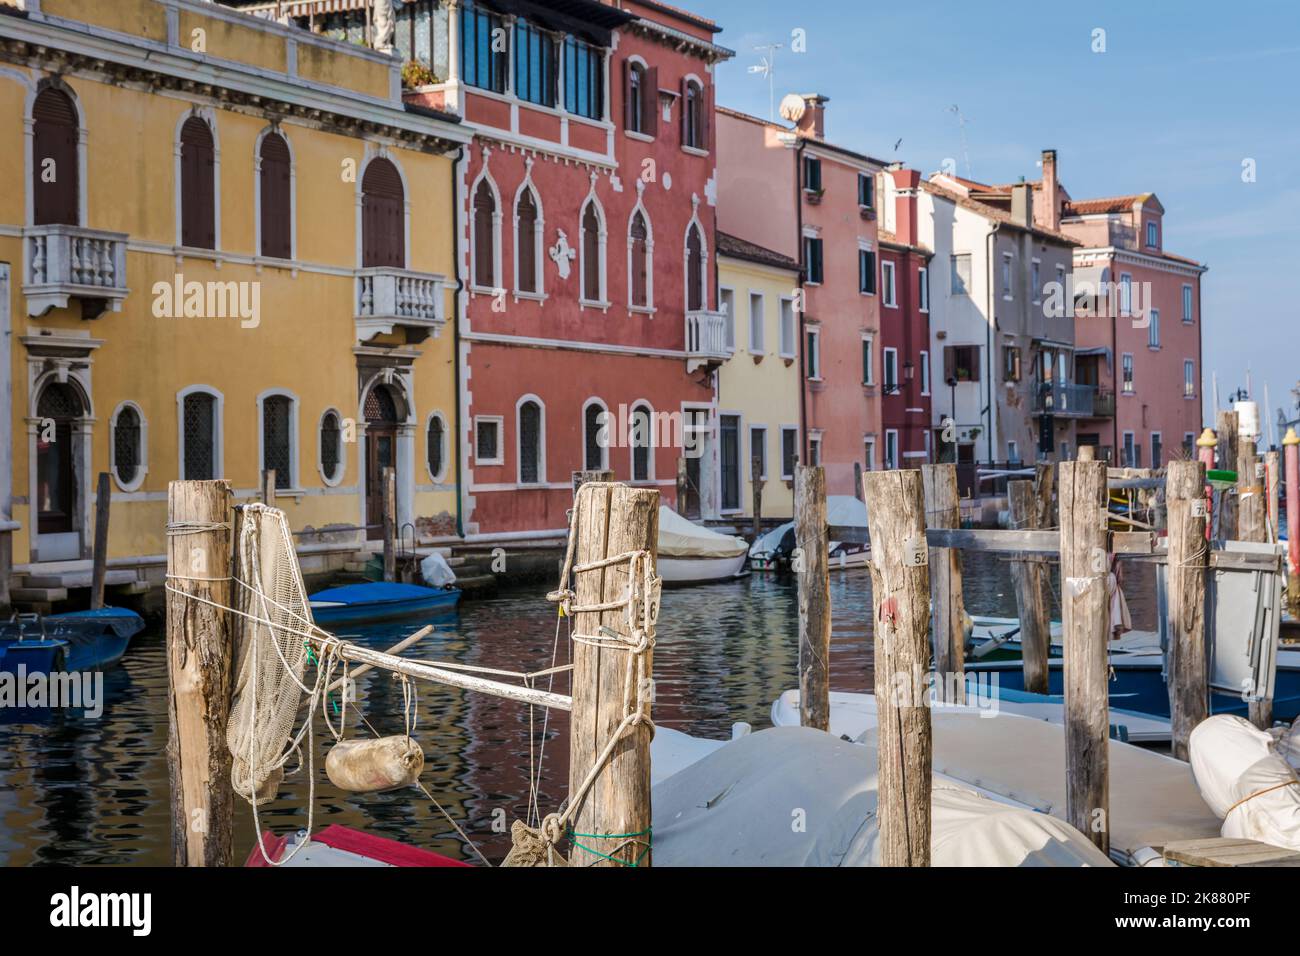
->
1033, 382, 1097, 418
685, 309, 729, 373
24, 225, 129, 319
355, 267, 447, 344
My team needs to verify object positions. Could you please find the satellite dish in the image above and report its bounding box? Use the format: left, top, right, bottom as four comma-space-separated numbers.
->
778, 94, 806, 123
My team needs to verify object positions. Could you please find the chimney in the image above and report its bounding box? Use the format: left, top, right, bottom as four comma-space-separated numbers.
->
795, 94, 829, 140
890, 167, 921, 246
1011, 183, 1032, 228
1040, 148, 1059, 230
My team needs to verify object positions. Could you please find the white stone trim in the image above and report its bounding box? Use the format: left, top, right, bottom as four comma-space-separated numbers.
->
109, 400, 148, 492
176, 384, 224, 480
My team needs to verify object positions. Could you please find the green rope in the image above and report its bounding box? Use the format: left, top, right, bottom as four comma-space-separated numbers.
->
568, 827, 653, 867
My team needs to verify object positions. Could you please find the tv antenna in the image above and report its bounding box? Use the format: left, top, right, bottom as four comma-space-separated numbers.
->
949, 104, 971, 180
748, 43, 784, 122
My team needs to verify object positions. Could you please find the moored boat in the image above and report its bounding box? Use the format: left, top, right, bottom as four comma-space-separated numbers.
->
748, 495, 870, 572
656, 506, 748, 585
0, 607, 142, 671
309, 581, 462, 626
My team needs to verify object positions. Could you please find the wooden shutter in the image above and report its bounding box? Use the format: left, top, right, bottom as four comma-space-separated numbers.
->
32, 88, 79, 226
699, 82, 712, 152
943, 346, 955, 382
259, 132, 292, 259
180, 116, 216, 249
362, 158, 405, 268
680, 78, 689, 145
644, 66, 659, 137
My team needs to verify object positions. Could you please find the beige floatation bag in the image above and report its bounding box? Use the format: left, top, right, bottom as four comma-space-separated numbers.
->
326, 736, 425, 792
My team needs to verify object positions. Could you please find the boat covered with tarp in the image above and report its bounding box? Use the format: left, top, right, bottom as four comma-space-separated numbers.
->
656, 506, 748, 585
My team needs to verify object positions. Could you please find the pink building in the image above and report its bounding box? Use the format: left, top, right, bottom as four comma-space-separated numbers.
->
717, 97, 886, 497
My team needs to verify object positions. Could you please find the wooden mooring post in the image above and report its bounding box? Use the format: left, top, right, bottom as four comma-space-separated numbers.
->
568, 482, 658, 867
1216, 410, 1239, 539
751, 456, 764, 542
1265, 450, 1281, 543
1238, 452, 1267, 544
1059, 459, 1110, 854
165, 480, 236, 866
1008, 480, 1050, 695
90, 472, 111, 610
921, 463, 965, 701
1166, 460, 1208, 761
795, 465, 830, 730
862, 469, 932, 867
382, 466, 396, 583
1285, 429, 1300, 617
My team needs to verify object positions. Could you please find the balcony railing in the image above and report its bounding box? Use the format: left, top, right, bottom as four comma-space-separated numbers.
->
685, 309, 729, 373
1033, 382, 1097, 417
1092, 389, 1116, 418
24, 225, 129, 319
355, 267, 446, 343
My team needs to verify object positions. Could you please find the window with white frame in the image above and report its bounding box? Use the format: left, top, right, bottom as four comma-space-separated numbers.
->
1146, 220, 1158, 248
884, 430, 898, 470
883, 347, 899, 392
517, 400, 543, 484
920, 350, 930, 395
750, 425, 767, 480
260, 392, 295, 490
804, 235, 824, 284
1182, 284, 1193, 323
475, 416, 503, 465
859, 248, 877, 295
864, 436, 876, 472
1122, 352, 1134, 392
720, 287, 735, 350
951, 253, 971, 295
1151, 432, 1163, 468
918, 266, 929, 312
515, 186, 542, 295
806, 327, 821, 380
748, 292, 765, 354
1001, 253, 1013, 298
583, 402, 608, 471
881, 259, 897, 307
630, 403, 652, 482
1148, 309, 1160, 349
857, 171, 874, 208
808, 434, 822, 466
861, 334, 873, 386
1122, 430, 1136, 468
1120, 273, 1133, 315
779, 297, 796, 358
781, 427, 798, 479
1184, 359, 1196, 397
1007, 440, 1020, 463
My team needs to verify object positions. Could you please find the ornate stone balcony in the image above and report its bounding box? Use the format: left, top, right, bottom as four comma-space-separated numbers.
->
23, 225, 129, 319
685, 309, 729, 373
355, 267, 446, 343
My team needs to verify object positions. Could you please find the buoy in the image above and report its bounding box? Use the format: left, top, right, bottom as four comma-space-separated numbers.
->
326, 736, 425, 793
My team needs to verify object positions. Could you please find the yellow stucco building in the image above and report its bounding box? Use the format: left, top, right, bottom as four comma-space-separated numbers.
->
0, 0, 469, 602
716, 233, 802, 522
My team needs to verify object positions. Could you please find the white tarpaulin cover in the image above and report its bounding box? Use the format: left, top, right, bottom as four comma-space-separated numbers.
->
1189, 715, 1300, 850
826, 495, 869, 529
657, 506, 747, 559
651, 726, 1112, 866
419, 551, 457, 588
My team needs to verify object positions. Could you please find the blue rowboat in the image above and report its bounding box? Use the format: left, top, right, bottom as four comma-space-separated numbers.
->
308, 582, 461, 626
0, 607, 142, 671
0, 638, 69, 674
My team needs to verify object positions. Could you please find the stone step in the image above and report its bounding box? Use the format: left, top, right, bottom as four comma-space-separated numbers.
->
22, 568, 139, 589
11, 586, 68, 603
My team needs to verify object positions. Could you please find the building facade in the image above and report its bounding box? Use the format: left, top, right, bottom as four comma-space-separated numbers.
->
716, 232, 801, 521
0, 0, 468, 595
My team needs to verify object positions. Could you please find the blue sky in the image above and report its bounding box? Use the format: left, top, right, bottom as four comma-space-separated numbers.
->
701, 0, 1300, 440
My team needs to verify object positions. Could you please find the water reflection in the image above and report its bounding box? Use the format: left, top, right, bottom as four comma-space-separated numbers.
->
0, 554, 1156, 865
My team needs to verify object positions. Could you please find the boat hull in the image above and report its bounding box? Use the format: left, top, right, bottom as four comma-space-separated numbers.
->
0, 608, 142, 670
309, 583, 462, 626
657, 552, 748, 586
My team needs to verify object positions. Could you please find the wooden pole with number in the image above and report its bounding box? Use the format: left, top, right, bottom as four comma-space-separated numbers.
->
795, 465, 830, 731
1166, 460, 1208, 760
922, 463, 965, 701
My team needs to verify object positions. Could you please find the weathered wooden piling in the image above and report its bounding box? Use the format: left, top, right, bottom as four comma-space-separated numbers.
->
1238, 452, 1267, 544
572, 469, 614, 494
921, 463, 965, 701
751, 456, 764, 542
795, 465, 831, 731
261, 468, 276, 505
1265, 450, 1281, 543
1286, 429, 1300, 617
568, 482, 658, 867
1034, 461, 1056, 530
1008, 480, 1050, 695
862, 469, 932, 867
1166, 460, 1208, 761
1059, 460, 1110, 854
165, 480, 236, 866
90, 472, 111, 610
382, 466, 396, 582
1216, 410, 1239, 539
1077, 445, 1095, 462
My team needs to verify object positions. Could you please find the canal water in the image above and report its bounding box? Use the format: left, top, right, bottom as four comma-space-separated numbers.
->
0, 555, 1156, 866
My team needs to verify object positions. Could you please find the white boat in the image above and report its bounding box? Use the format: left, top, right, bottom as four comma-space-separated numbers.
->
656, 506, 749, 585
748, 495, 870, 572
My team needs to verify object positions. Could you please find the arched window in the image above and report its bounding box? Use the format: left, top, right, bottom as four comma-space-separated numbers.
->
681, 79, 708, 149
631, 403, 652, 481
581, 200, 602, 303
259, 131, 292, 259
518, 400, 542, 484
515, 187, 539, 294
686, 223, 704, 311
427, 413, 446, 481
112, 404, 143, 489
473, 178, 497, 288
261, 393, 293, 490
584, 401, 607, 471
182, 390, 218, 480
630, 210, 650, 308
319, 410, 342, 485
180, 116, 216, 249
361, 157, 404, 267
32, 87, 79, 226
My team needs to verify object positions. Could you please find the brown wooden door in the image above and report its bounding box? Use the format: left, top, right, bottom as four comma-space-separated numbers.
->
365, 426, 395, 541
36, 383, 82, 534
362, 158, 404, 268
32, 88, 79, 226
259, 132, 292, 259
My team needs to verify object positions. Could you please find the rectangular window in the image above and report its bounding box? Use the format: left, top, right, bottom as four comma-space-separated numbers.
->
1183, 432, 1196, 455
748, 292, 765, 353
806, 328, 821, 379
881, 260, 896, 306
858, 172, 874, 208
750, 426, 767, 481
1003, 346, 1021, 382
803, 155, 822, 192
781, 427, 798, 479
1184, 359, 1196, 397
1146, 221, 1158, 248
461, 4, 508, 94
1148, 309, 1160, 348
1031, 260, 1041, 301
1007, 440, 1020, 463
1001, 253, 1013, 298
920, 350, 930, 395
918, 266, 929, 312
1123, 431, 1135, 468
859, 248, 877, 295
808, 436, 822, 467
1151, 432, 1163, 468
1182, 284, 1194, 323
884, 430, 899, 471
563, 35, 603, 119
1122, 352, 1135, 392
513, 21, 557, 107
779, 298, 796, 357
944, 344, 980, 383
720, 287, 735, 351
864, 436, 876, 472
951, 253, 971, 295
804, 236, 824, 284
883, 347, 899, 392
475, 416, 503, 465
720, 414, 740, 512
861, 335, 873, 385
1120, 273, 1133, 315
